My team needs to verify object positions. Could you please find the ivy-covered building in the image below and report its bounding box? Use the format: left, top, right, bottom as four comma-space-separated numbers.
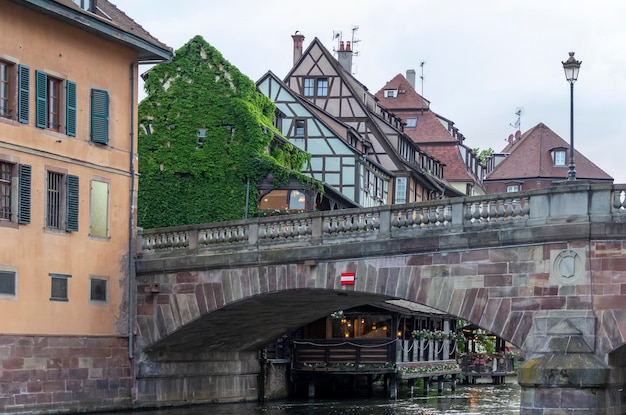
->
137, 36, 343, 228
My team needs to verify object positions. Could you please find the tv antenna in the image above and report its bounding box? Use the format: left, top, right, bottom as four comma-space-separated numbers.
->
419, 61, 426, 96
510, 107, 524, 131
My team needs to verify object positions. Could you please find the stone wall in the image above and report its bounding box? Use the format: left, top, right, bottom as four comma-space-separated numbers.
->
135, 351, 260, 405
0, 335, 131, 414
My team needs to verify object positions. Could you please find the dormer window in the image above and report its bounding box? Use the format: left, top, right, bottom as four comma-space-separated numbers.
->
72, 0, 95, 12
551, 148, 567, 166
384, 89, 397, 98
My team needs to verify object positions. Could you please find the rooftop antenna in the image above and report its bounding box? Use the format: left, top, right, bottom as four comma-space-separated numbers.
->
332, 30, 342, 52
509, 107, 524, 132
419, 61, 426, 96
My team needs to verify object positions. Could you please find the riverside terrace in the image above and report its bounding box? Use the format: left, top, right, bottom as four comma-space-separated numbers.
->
134, 182, 626, 415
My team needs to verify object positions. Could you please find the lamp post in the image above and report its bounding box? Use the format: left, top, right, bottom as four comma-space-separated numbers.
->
562, 52, 582, 181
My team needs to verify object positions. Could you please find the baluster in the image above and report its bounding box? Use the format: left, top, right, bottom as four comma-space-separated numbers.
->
513, 199, 522, 218
488, 201, 497, 222
391, 212, 400, 229
464, 203, 473, 223
613, 190, 622, 210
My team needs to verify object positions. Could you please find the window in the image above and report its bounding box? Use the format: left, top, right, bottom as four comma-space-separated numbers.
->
90, 277, 107, 303
90, 88, 109, 144
90, 179, 109, 238
72, 0, 94, 12
554, 150, 566, 166
294, 119, 305, 137
303, 78, 314, 97
506, 184, 520, 193
50, 273, 70, 302
0, 61, 29, 123
316, 78, 328, 96
47, 75, 61, 131
405, 117, 417, 128
46, 170, 79, 232
395, 177, 407, 204
303, 77, 328, 97
35, 70, 76, 135
384, 89, 397, 98
0, 160, 30, 225
0, 270, 16, 298
0, 61, 12, 119
288, 190, 306, 210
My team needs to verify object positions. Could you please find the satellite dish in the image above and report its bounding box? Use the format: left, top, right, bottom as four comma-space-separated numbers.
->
515, 130, 521, 139
507, 134, 514, 143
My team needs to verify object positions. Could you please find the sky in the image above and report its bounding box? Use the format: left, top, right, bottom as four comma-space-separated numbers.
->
113, 0, 626, 183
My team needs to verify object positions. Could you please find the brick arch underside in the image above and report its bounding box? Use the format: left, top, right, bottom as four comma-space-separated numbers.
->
140, 244, 557, 354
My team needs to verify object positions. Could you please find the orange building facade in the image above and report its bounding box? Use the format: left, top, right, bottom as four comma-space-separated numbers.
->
0, 1, 171, 412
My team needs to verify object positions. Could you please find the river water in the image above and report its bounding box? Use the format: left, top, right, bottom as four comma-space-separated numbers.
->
99, 381, 521, 415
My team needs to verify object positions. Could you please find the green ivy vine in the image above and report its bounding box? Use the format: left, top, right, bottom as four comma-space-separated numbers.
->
137, 35, 315, 228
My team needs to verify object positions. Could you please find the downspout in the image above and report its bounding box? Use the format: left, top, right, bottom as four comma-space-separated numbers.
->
128, 62, 137, 360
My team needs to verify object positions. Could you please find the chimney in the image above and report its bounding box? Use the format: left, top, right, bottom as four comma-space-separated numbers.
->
337, 41, 352, 73
291, 32, 305, 65
406, 69, 416, 90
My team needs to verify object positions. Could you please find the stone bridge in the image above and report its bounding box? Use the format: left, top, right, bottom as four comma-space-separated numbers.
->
134, 182, 626, 414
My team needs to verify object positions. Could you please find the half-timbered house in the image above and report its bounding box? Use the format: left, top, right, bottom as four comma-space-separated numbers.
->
266, 34, 463, 206
258, 71, 393, 208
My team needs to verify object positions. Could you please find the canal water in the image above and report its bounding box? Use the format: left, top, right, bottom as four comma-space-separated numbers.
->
99, 382, 521, 415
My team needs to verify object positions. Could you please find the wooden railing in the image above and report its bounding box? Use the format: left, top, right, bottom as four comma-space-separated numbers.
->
292, 339, 396, 371
137, 183, 626, 256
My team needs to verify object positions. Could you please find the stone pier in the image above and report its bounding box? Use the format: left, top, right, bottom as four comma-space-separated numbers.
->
518, 311, 622, 414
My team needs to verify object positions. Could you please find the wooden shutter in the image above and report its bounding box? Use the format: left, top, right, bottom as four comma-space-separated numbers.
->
90, 89, 109, 144
66, 174, 79, 232
18, 65, 30, 124
35, 70, 47, 128
18, 164, 31, 224
66, 80, 76, 137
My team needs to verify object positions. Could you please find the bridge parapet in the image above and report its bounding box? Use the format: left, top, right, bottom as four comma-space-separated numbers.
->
138, 183, 626, 259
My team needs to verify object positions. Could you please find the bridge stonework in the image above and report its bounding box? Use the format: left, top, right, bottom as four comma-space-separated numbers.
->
136, 183, 626, 414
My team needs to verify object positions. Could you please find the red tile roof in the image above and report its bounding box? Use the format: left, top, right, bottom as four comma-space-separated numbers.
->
485, 122, 613, 181
375, 72, 483, 191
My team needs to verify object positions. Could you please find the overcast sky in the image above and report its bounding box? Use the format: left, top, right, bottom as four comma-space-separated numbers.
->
113, 0, 626, 183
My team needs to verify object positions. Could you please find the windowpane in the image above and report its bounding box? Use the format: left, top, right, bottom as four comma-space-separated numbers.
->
0, 162, 11, 220
288, 190, 305, 210
395, 177, 407, 204
90, 278, 107, 302
316, 78, 328, 96
90, 180, 109, 237
47, 171, 62, 229
506, 185, 520, 193
554, 150, 566, 166
405, 117, 417, 128
48, 77, 60, 131
50, 274, 70, 301
303, 78, 314, 97
0, 62, 10, 118
294, 119, 305, 137
0, 271, 15, 296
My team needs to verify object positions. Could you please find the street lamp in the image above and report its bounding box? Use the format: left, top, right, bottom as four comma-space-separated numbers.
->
562, 52, 582, 181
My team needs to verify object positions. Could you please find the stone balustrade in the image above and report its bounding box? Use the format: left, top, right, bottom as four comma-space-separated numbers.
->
138, 182, 626, 257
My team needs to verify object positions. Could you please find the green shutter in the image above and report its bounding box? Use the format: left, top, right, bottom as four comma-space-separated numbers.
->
18, 65, 30, 124
66, 80, 76, 137
90, 89, 109, 144
18, 164, 31, 225
66, 174, 79, 232
35, 70, 47, 128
